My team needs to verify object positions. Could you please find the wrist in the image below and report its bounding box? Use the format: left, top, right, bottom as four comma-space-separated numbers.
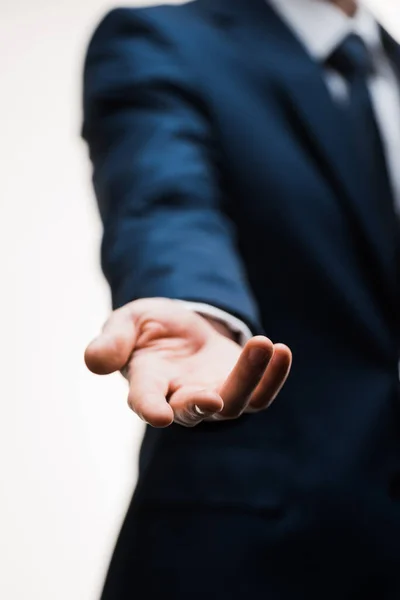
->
202, 315, 239, 342
173, 300, 252, 345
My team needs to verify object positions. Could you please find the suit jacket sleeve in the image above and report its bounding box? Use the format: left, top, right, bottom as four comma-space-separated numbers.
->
82, 7, 262, 333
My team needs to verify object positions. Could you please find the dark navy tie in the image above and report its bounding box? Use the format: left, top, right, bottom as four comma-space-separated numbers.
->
327, 34, 395, 226
327, 34, 398, 321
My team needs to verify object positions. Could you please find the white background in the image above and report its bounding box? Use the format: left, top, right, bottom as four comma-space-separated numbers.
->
0, 1, 399, 599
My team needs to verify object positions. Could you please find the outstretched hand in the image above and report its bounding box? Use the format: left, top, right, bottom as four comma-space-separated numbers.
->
85, 298, 292, 427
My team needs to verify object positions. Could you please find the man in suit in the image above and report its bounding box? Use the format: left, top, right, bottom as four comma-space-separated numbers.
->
82, 0, 400, 597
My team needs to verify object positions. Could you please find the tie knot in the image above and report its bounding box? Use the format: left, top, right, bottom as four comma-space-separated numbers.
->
327, 34, 374, 79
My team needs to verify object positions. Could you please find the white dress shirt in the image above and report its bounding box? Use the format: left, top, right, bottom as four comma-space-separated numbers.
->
180, 0, 400, 344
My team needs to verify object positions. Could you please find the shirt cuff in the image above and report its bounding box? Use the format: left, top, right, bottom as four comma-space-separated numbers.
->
175, 300, 253, 346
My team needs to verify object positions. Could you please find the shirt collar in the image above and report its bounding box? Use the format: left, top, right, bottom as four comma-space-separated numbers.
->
267, 0, 383, 62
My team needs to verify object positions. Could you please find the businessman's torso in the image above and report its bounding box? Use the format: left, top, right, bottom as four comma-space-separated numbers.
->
91, 0, 400, 575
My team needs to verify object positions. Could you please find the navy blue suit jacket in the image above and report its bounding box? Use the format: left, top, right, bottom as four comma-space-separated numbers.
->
83, 0, 400, 584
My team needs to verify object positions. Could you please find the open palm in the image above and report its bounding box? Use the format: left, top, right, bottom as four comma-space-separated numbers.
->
85, 298, 292, 427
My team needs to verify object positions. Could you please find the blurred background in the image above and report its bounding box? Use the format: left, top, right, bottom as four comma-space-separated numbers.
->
0, 1, 399, 598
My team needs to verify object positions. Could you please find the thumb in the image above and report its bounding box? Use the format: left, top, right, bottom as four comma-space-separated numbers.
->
85, 307, 137, 375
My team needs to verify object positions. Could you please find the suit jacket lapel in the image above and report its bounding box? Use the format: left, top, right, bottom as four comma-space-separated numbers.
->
381, 27, 400, 73
201, 0, 396, 292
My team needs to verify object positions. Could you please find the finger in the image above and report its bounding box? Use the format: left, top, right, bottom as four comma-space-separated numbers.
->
218, 336, 274, 419
168, 386, 224, 427
127, 362, 173, 428
248, 343, 292, 411
85, 307, 137, 375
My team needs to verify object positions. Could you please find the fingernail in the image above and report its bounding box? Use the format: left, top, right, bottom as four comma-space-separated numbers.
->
248, 348, 269, 366
193, 405, 221, 418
